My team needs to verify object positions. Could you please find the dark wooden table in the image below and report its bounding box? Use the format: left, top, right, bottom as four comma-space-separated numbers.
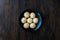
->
0, 0, 60, 40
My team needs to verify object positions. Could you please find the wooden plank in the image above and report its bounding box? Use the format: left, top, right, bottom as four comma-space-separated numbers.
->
0, 0, 9, 40
0, 0, 60, 40
4, 0, 18, 40
55, 2, 60, 40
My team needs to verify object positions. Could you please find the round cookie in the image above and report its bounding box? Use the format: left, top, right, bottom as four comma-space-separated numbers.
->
30, 23, 36, 29
33, 18, 38, 23
24, 12, 30, 18
27, 18, 33, 23
21, 17, 27, 23
30, 12, 35, 18
23, 23, 30, 29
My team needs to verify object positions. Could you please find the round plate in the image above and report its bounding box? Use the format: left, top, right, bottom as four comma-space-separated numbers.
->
19, 9, 42, 31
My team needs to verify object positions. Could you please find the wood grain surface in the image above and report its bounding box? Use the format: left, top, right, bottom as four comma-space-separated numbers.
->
0, 0, 60, 40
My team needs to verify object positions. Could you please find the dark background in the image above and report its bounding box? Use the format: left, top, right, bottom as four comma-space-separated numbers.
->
0, 0, 60, 40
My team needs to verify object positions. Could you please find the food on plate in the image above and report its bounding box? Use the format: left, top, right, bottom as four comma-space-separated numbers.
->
23, 23, 30, 29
